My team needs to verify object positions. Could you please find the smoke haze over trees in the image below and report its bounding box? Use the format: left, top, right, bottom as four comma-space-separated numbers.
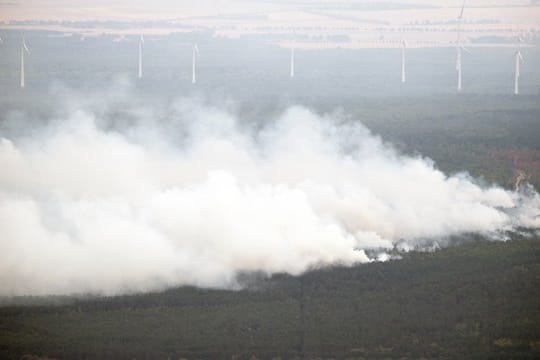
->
1, 83, 539, 296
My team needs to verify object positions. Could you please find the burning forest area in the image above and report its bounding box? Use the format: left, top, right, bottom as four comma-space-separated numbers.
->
1, 1, 540, 359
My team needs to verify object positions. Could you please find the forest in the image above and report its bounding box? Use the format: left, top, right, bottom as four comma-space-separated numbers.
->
1, 234, 539, 359
235, 94, 540, 191
1, 92, 540, 359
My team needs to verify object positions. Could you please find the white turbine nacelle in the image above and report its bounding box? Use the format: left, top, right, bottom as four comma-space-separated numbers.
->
138, 34, 144, 79
113, 35, 127, 43
514, 50, 524, 95
192, 43, 199, 84
20, 37, 30, 89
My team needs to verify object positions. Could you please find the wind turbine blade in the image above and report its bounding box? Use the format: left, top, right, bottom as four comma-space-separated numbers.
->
140, 34, 144, 44
518, 52, 524, 62
23, 39, 30, 53
458, 0, 466, 19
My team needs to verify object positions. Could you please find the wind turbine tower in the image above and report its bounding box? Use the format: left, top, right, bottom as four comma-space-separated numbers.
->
290, 46, 295, 78
192, 44, 199, 84
456, 46, 462, 91
138, 34, 144, 79
291, 47, 294, 78
514, 49, 524, 95
20, 38, 30, 88
401, 40, 407, 83
456, 0, 468, 92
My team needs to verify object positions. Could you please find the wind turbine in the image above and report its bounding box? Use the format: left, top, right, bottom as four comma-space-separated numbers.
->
290, 46, 295, 78
514, 41, 524, 95
457, 43, 471, 92
192, 43, 199, 84
20, 37, 30, 88
401, 40, 407, 83
455, 0, 468, 92
138, 34, 144, 79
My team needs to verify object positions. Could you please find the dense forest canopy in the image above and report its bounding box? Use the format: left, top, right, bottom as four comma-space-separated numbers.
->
1, 236, 539, 359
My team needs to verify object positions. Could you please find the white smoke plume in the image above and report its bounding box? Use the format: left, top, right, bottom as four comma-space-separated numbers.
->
0, 87, 539, 296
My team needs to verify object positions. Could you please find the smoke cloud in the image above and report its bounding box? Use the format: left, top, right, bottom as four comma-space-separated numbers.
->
1, 87, 539, 296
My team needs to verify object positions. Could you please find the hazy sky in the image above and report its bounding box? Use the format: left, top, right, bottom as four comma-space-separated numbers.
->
1, 0, 538, 21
